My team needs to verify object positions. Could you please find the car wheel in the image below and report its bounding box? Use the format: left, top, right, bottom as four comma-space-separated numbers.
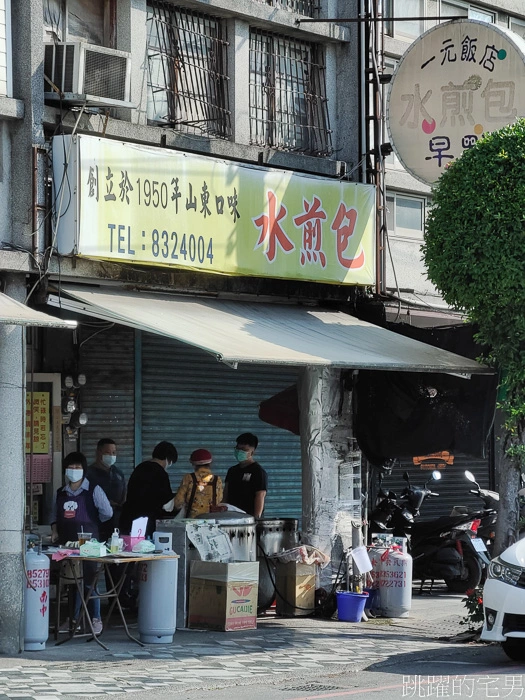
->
502, 639, 525, 662
444, 554, 482, 593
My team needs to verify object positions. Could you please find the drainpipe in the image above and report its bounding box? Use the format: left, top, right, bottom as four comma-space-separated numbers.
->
32, 146, 47, 265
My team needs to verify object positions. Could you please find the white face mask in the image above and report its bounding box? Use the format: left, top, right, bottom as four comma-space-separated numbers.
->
66, 468, 83, 483
102, 454, 117, 467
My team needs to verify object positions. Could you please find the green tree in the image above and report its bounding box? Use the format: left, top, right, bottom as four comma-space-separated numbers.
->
423, 119, 525, 554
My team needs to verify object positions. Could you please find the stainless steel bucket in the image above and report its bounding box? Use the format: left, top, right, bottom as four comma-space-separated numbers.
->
206, 512, 256, 562
256, 518, 300, 611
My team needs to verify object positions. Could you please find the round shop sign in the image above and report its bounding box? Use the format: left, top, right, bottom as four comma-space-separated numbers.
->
387, 19, 525, 185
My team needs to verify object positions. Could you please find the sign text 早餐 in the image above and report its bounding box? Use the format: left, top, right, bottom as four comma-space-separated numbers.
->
70, 135, 376, 286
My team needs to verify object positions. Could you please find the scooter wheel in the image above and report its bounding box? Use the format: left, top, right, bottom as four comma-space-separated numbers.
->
444, 554, 482, 593
502, 639, 525, 662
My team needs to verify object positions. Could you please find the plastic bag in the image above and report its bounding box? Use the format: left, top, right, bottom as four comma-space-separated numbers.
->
79, 540, 108, 557
132, 539, 156, 553
272, 545, 330, 568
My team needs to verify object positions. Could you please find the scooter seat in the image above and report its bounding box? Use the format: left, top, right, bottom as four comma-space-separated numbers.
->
411, 514, 473, 539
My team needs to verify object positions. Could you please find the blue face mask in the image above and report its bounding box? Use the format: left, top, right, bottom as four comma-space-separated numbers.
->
234, 449, 249, 463
102, 454, 117, 467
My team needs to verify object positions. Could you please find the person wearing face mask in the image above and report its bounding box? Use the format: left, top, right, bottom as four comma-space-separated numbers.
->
50, 451, 113, 635
51, 451, 113, 545
86, 438, 126, 542
119, 441, 178, 537
224, 433, 267, 518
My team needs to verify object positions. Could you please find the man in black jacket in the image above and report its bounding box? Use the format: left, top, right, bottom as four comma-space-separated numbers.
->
120, 441, 178, 537
86, 438, 126, 543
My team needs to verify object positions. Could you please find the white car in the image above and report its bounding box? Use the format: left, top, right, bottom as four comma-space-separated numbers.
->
481, 538, 525, 661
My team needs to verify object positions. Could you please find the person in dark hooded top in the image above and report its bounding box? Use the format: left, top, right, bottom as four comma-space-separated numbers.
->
120, 441, 178, 537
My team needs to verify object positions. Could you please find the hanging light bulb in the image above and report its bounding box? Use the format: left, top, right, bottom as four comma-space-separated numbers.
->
69, 410, 88, 429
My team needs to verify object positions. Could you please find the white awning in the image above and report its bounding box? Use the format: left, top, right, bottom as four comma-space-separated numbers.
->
0, 292, 76, 328
48, 285, 490, 374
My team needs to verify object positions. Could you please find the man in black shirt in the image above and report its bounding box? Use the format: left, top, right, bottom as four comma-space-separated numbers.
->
224, 433, 267, 518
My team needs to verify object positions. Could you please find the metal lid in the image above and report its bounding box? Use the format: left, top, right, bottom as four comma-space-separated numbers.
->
198, 512, 255, 526
256, 518, 299, 528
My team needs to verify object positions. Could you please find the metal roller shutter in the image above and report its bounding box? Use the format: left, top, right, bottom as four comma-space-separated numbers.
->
78, 323, 136, 479
371, 452, 493, 523
141, 333, 302, 521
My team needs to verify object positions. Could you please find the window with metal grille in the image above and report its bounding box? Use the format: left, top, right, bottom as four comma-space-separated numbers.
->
249, 30, 332, 156
255, 0, 319, 19
146, 1, 231, 138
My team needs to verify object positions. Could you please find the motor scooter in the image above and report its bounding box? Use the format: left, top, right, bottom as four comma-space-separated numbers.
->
370, 470, 484, 593
450, 471, 499, 556
481, 538, 525, 661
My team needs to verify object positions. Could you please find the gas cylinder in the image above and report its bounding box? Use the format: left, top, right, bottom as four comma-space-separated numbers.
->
378, 547, 413, 618
368, 546, 386, 587
138, 557, 178, 643
24, 545, 50, 651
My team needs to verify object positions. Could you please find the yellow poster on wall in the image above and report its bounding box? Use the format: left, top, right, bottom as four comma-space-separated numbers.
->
25, 392, 50, 455
62, 135, 376, 286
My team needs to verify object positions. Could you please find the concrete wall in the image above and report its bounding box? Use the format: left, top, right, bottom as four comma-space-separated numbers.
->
0, 275, 27, 654
299, 367, 359, 587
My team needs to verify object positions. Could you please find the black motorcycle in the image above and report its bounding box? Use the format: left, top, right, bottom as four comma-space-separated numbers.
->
370, 470, 484, 593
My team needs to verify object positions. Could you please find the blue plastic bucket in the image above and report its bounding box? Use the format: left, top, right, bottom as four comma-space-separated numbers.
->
336, 591, 368, 622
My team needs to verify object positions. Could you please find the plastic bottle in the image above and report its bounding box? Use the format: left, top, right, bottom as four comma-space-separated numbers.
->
110, 528, 120, 554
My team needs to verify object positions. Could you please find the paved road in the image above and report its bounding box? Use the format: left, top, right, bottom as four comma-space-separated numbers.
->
151, 646, 522, 700
1, 589, 515, 700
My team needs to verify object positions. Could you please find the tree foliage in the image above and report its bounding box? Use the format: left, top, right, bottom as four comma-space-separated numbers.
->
424, 119, 525, 422
423, 120, 525, 547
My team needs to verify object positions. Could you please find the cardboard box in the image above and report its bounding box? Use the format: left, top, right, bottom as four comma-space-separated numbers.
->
275, 562, 316, 617
188, 561, 259, 631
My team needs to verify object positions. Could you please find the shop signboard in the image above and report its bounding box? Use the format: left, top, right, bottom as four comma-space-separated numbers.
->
53, 134, 375, 285
25, 392, 50, 455
25, 391, 52, 483
387, 20, 525, 185
412, 451, 455, 470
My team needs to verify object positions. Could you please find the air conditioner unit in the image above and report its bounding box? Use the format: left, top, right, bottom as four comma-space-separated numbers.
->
44, 42, 133, 108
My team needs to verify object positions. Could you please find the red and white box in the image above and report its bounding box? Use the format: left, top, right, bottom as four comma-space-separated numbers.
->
188, 561, 259, 631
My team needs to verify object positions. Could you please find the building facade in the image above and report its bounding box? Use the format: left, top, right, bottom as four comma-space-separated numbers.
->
0, 0, 367, 652
0, 0, 496, 653
371, 0, 525, 508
